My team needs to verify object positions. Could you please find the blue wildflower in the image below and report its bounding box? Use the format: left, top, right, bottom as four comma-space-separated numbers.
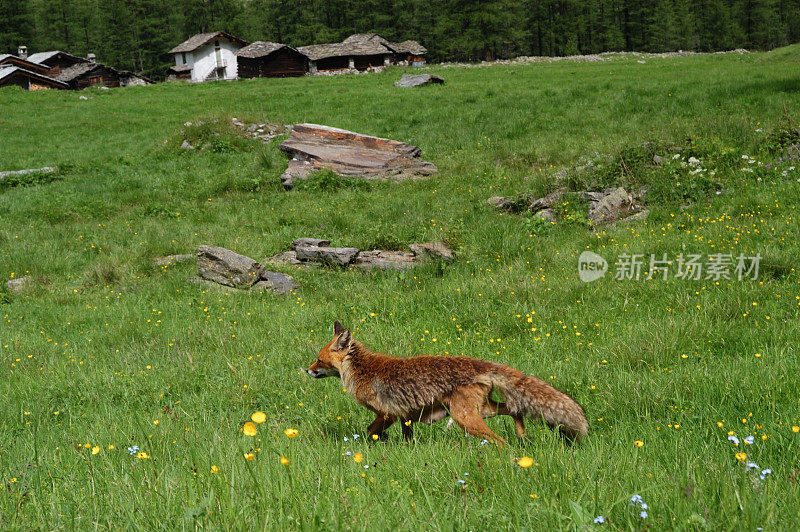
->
593, 516, 605, 524
127, 445, 140, 455
744, 435, 754, 445
760, 469, 772, 480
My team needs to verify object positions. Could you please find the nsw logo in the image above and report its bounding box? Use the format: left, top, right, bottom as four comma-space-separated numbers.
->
578, 251, 608, 282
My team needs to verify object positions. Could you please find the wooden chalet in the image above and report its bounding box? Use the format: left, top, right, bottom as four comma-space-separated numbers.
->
118, 71, 152, 87
0, 66, 68, 91
389, 40, 427, 66
298, 33, 427, 73
56, 61, 121, 90
26, 50, 88, 77
299, 39, 391, 72
344, 33, 426, 65
166, 64, 192, 81
0, 53, 51, 76
236, 42, 308, 78
168, 31, 249, 82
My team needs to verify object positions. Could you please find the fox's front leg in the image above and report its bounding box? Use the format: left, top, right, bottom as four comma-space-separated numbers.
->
367, 415, 396, 440
401, 418, 413, 440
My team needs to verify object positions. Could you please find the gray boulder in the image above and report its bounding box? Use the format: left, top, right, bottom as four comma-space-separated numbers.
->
487, 194, 537, 213
253, 272, 298, 295
290, 238, 331, 250
5, 276, 33, 293
278, 123, 438, 189
294, 245, 360, 268
587, 187, 643, 225
535, 209, 557, 222
197, 245, 265, 289
394, 74, 445, 88
356, 250, 417, 270
409, 242, 455, 261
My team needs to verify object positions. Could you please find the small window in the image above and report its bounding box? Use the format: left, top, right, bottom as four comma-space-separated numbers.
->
181, 52, 186, 64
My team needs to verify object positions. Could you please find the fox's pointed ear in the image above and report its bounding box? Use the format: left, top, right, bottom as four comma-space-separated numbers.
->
333, 320, 344, 336
335, 328, 352, 352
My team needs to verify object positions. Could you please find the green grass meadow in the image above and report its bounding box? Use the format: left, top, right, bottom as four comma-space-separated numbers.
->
2, 47, 800, 529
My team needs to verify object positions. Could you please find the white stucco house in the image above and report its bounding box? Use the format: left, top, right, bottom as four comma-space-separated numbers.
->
167, 32, 249, 82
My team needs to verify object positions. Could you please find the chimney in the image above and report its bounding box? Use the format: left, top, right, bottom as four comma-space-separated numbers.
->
17, 45, 27, 59
87, 53, 96, 62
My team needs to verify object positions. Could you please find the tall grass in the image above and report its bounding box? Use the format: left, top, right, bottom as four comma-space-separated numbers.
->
1, 46, 799, 529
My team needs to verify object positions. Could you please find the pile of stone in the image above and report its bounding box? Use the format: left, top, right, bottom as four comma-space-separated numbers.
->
4, 276, 33, 294
278, 123, 438, 189
189, 245, 298, 294
488, 186, 648, 226
313, 66, 386, 76
179, 118, 288, 150
230, 117, 288, 143
438, 49, 749, 70
265, 238, 454, 270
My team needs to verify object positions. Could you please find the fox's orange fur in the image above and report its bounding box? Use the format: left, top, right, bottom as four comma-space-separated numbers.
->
307, 322, 589, 444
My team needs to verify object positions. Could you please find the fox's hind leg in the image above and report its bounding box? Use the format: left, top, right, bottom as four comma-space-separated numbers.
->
367, 415, 396, 440
480, 400, 526, 438
449, 385, 507, 445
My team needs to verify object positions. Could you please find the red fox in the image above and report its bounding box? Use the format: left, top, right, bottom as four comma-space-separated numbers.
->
307, 321, 589, 444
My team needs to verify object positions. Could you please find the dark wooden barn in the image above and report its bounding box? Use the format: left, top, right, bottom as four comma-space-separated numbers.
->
388, 40, 427, 66
0, 54, 52, 76
166, 64, 192, 81
298, 34, 427, 73
0, 66, 68, 91
26, 50, 88, 78
298, 40, 391, 73
57, 61, 120, 90
236, 42, 308, 78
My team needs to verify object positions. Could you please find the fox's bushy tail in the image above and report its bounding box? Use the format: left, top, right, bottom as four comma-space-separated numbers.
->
490, 366, 589, 441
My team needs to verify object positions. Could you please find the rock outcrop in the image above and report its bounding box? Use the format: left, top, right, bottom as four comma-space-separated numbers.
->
266, 239, 455, 270
394, 74, 445, 87
278, 124, 438, 189
488, 187, 646, 226
195, 245, 296, 294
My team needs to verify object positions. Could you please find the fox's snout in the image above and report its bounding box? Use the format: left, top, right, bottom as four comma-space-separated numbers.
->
307, 360, 339, 379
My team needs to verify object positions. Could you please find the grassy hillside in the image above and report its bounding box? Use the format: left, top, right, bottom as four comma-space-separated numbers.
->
1, 51, 799, 529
